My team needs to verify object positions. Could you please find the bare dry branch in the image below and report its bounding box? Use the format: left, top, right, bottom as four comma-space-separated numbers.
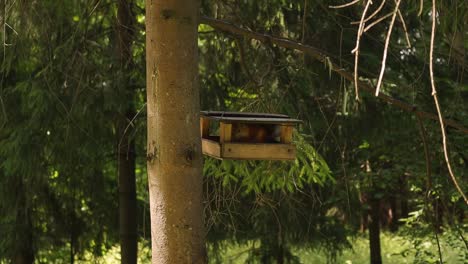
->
418, 0, 424, 16
351, 0, 386, 25
329, 0, 361, 9
393, 0, 411, 48
429, 0, 468, 205
364, 12, 393, 32
397, 10, 411, 48
301, 0, 307, 43
353, 0, 373, 100
375, 0, 402, 96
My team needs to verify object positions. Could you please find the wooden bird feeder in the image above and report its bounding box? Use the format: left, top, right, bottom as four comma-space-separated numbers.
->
200, 111, 302, 160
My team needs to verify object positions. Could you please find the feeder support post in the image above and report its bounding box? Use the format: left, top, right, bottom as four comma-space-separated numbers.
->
145, 0, 206, 263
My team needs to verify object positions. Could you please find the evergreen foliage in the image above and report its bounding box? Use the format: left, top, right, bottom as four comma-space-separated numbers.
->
0, 0, 466, 263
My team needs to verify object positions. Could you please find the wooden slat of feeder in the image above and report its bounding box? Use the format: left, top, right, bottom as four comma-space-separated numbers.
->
280, 125, 293, 143
201, 111, 289, 118
219, 122, 232, 143
201, 139, 222, 159
222, 143, 296, 160
201, 139, 296, 160
205, 116, 302, 124
200, 117, 210, 138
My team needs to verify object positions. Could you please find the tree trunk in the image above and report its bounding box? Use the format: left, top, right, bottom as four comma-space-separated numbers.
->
276, 244, 284, 264
369, 197, 382, 264
145, 0, 206, 263
359, 191, 368, 232
433, 198, 443, 233
118, 118, 137, 264
116, 1, 137, 263
399, 174, 409, 219
12, 183, 35, 264
388, 195, 398, 232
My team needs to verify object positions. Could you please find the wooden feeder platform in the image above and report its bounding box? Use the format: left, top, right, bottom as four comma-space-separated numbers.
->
200, 111, 302, 160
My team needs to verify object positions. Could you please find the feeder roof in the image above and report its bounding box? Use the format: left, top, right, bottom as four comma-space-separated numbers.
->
200, 111, 302, 124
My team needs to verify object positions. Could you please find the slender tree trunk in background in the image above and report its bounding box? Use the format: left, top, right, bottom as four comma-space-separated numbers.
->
145, 0, 206, 263
276, 243, 284, 264
116, 0, 137, 263
359, 191, 368, 232
399, 174, 409, 219
12, 182, 34, 264
369, 197, 382, 264
388, 195, 398, 232
118, 118, 137, 264
433, 199, 443, 233
70, 214, 75, 264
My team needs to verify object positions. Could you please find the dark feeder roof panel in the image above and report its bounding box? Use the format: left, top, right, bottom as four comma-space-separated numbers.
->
200, 111, 302, 124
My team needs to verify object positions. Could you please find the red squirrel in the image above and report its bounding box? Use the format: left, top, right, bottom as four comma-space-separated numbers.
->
231, 123, 280, 143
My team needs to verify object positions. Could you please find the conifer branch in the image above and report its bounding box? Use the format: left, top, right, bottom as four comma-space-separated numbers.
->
199, 16, 468, 135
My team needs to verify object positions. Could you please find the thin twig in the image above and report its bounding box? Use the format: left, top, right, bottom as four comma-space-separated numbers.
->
88, 0, 102, 17
301, 0, 307, 43
434, 201, 444, 264
4, 22, 17, 35
0, 94, 6, 128
3, 0, 7, 62
5, 0, 17, 15
329, 0, 361, 9
0, 0, 7, 129
393, 0, 411, 48
429, 0, 468, 205
398, 11, 411, 48
364, 12, 393, 32
375, 0, 402, 96
118, 102, 147, 155
351, 0, 386, 25
353, 0, 373, 100
418, 0, 424, 17
455, 222, 468, 251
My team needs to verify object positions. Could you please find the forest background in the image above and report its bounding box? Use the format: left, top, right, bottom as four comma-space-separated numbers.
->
0, 0, 467, 263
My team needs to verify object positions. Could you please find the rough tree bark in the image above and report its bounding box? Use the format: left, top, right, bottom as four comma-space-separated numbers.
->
145, 0, 206, 263
116, 0, 137, 263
